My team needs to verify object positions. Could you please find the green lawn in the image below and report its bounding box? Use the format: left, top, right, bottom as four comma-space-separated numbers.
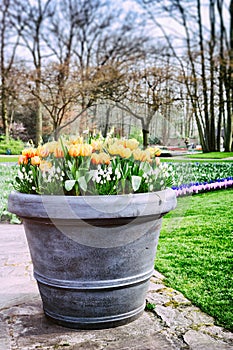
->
160, 157, 232, 163
186, 152, 233, 159
155, 189, 233, 331
0, 156, 18, 163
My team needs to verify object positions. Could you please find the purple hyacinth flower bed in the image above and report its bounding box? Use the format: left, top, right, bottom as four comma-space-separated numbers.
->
167, 162, 233, 197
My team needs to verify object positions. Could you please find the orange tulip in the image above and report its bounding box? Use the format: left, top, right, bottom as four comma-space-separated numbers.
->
18, 155, 28, 165
154, 148, 161, 156
104, 154, 111, 165
80, 144, 93, 157
68, 144, 92, 157
54, 147, 64, 158
68, 144, 82, 157
91, 152, 111, 165
37, 145, 50, 158
22, 147, 37, 158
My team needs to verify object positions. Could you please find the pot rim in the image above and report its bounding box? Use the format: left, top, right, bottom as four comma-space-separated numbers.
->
8, 188, 177, 220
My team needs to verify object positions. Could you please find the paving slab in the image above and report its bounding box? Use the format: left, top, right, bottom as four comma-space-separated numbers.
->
0, 223, 232, 350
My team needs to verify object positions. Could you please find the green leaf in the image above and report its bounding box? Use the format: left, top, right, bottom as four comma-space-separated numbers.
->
10, 216, 21, 224
131, 175, 142, 191
139, 162, 151, 173
67, 160, 73, 170
78, 167, 88, 177
85, 170, 96, 183
78, 176, 87, 192
64, 179, 76, 191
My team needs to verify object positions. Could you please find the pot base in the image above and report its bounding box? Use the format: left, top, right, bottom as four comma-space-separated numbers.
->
37, 276, 151, 330
44, 305, 145, 330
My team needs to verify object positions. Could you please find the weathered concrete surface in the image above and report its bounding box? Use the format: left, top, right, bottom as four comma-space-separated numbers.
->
0, 223, 232, 350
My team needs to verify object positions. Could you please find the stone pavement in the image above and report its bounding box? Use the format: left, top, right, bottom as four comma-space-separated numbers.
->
0, 224, 232, 350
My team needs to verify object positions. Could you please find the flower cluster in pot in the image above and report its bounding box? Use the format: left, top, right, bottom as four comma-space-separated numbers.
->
14, 136, 173, 195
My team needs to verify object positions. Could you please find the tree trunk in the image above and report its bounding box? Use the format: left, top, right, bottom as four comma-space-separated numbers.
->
53, 122, 59, 141
35, 99, 43, 145
0, 3, 9, 141
209, 0, 217, 151
142, 119, 150, 148
217, 0, 225, 151
197, 0, 212, 151
1, 84, 9, 141
103, 106, 111, 137
225, 0, 233, 151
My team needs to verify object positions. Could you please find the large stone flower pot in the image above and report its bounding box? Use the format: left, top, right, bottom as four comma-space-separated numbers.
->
8, 189, 176, 329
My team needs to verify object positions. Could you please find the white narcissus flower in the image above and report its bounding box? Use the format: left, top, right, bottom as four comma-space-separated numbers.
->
18, 170, 24, 180
115, 168, 121, 179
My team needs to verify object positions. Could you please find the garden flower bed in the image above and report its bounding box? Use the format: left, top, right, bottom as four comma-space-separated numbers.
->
0, 165, 20, 223
0, 160, 232, 222
167, 162, 233, 196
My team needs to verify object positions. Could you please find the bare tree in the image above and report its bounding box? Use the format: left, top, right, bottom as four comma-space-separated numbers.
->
138, 0, 232, 152
34, 0, 147, 137
0, 0, 22, 140
225, 0, 233, 151
28, 60, 127, 139
116, 59, 175, 147
12, 0, 54, 145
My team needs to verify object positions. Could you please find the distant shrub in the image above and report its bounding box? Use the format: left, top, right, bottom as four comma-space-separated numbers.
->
0, 137, 24, 155
129, 127, 143, 144
149, 136, 161, 145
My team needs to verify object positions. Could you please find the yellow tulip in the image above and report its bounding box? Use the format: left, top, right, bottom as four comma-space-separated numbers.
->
147, 146, 161, 157
124, 138, 139, 150
118, 147, 132, 159
108, 143, 121, 156
91, 139, 103, 151
133, 149, 151, 162
39, 160, 52, 172
43, 141, 58, 153
30, 156, 41, 166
